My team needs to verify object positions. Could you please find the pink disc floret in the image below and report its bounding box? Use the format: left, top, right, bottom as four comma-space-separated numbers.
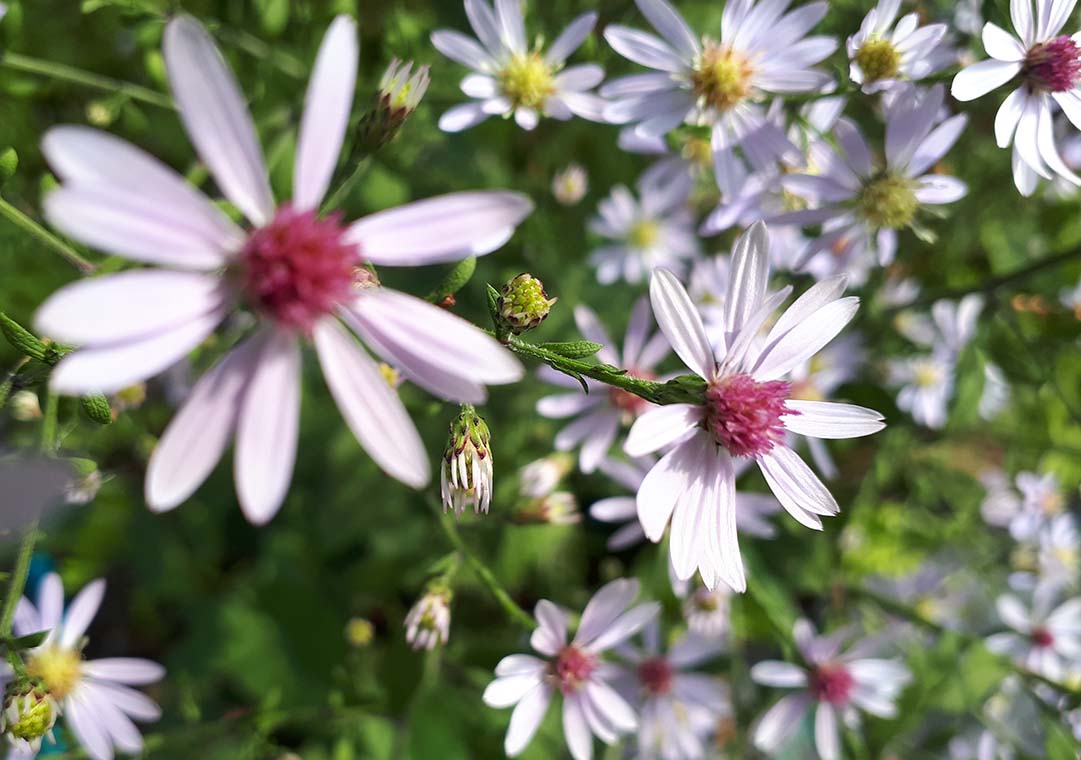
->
811, 663, 855, 706
1032, 627, 1055, 648
552, 645, 597, 695
609, 369, 656, 417
1025, 36, 1081, 92
637, 656, 674, 695
239, 204, 362, 332
704, 374, 795, 458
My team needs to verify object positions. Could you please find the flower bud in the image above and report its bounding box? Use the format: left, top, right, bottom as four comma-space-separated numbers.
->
552, 164, 588, 205
405, 585, 451, 651
355, 59, 431, 152
345, 617, 375, 648
497, 274, 557, 335
441, 406, 493, 517
2, 681, 57, 752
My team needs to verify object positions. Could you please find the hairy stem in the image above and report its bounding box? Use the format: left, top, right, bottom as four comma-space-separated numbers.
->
0, 51, 174, 110
0, 196, 96, 275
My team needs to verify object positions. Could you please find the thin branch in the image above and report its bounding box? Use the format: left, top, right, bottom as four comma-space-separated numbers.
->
0, 51, 174, 110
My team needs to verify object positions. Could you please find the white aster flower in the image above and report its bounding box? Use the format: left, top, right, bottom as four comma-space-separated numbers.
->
952, 0, 1081, 195
682, 586, 733, 639
34, 16, 530, 524
603, 0, 835, 159
518, 453, 573, 500
588, 165, 701, 285
888, 349, 956, 429
986, 590, 1081, 682
482, 578, 659, 760
1036, 514, 1081, 590
405, 587, 452, 651
847, 0, 951, 94
552, 164, 589, 205
1, 573, 164, 760
432, 1, 606, 131
616, 622, 729, 760
751, 619, 912, 760
538, 300, 670, 473
775, 86, 967, 276
985, 470, 1068, 541
625, 223, 884, 592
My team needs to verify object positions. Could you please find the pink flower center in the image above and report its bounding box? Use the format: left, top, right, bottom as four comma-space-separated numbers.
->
811, 663, 854, 706
637, 656, 674, 695
1032, 627, 1055, 648
238, 204, 363, 332
1025, 36, 1081, 92
609, 369, 656, 417
552, 645, 597, 695
704, 374, 794, 458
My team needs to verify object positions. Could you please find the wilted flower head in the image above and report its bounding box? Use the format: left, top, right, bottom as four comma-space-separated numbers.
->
405, 585, 452, 651
552, 164, 588, 205
441, 405, 493, 517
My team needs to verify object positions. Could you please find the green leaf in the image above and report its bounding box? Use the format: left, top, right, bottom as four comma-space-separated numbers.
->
5, 630, 48, 650
426, 257, 476, 303
539, 341, 603, 359
0, 311, 48, 362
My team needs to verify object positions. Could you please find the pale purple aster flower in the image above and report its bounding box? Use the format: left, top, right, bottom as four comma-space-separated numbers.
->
405, 588, 451, 651
625, 223, 885, 592
0, 574, 164, 760
34, 16, 530, 524
602, 0, 835, 159
986, 589, 1081, 681
775, 86, 967, 278
952, 0, 1081, 196
588, 164, 701, 285
482, 578, 660, 760
751, 619, 912, 760
887, 349, 956, 429
432, 2, 606, 131
983, 470, 1067, 541
615, 622, 730, 760
847, 0, 950, 94
537, 299, 671, 473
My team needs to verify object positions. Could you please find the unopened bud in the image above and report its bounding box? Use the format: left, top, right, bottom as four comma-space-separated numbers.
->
441, 406, 492, 517
355, 59, 430, 152
2, 681, 57, 752
80, 394, 113, 425
552, 164, 588, 205
405, 585, 451, 651
345, 617, 375, 648
498, 274, 557, 335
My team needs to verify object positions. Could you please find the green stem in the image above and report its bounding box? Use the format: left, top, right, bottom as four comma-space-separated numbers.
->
0, 51, 174, 111
209, 24, 306, 79
0, 197, 96, 275
431, 502, 534, 630
323, 156, 373, 214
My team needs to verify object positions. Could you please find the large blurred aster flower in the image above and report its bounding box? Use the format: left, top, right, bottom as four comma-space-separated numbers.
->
847, 0, 951, 93
986, 589, 1081, 681
2, 574, 164, 760
34, 16, 530, 524
625, 223, 884, 591
952, 0, 1081, 195
432, 1, 606, 131
482, 578, 659, 760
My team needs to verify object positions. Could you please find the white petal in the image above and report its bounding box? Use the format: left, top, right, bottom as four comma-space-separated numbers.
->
81, 681, 161, 721
982, 23, 1025, 61
439, 102, 493, 132
563, 695, 594, 760
814, 703, 840, 760
782, 400, 886, 439
531, 600, 569, 655
495, 654, 548, 678
313, 319, 429, 488
624, 403, 701, 457
547, 13, 598, 65
604, 25, 688, 74
483, 674, 544, 708
575, 578, 639, 647
584, 680, 637, 732
750, 661, 808, 688
636, 439, 696, 541
65, 692, 115, 760
752, 297, 860, 382
761, 275, 848, 349
996, 594, 1031, 633
951, 59, 1021, 102
60, 578, 105, 649
759, 445, 839, 521
163, 16, 274, 226
81, 658, 165, 685
37, 573, 64, 636
347, 192, 533, 265
636, 0, 700, 59
504, 684, 552, 757
294, 16, 358, 211
914, 176, 968, 204
495, 0, 527, 54
80, 683, 144, 754
537, 393, 598, 419
431, 29, 496, 69
234, 329, 300, 525
725, 221, 771, 338
649, 268, 716, 379
585, 602, 660, 652
754, 694, 810, 752
1012, 0, 1035, 46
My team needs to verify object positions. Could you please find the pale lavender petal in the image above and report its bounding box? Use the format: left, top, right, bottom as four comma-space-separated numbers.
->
431, 29, 496, 70
531, 600, 569, 655
751, 297, 860, 382
585, 602, 660, 652
951, 60, 1021, 101
624, 403, 701, 457
563, 695, 594, 760
636, 438, 697, 541
439, 102, 493, 132
65, 691, 114, 760
815, 703, 840, 760
60, 578, 105, 648
758, 445, 839, 520
782, 400, 885, 439
504, 684, 552, 757
754, 693, 810, 752
750, 661, 808, 688
604, 25, 687, 73
575, 578, 639, 647
484, 674, 544, 708
636, 0, 700, 58
81, 658, 165, 685
37, 573, 64, 636
650, 268, 716, 379
547, 13, 599, 65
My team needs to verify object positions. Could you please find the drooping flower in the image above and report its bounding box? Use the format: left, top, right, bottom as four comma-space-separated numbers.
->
603, 0, 835, 159
537, 299, 669, 473
483, 578, 659, 760
440, 405, 493, 517
625, 223, 885, 591
552, 164, 589, 206
0, 574, 164, 760
35, 16, 530, 524
774, 86, 967, 278
588, 164, 700, 285
751, 619, 911, 760
847, 0, 951, 93
432, 1, 606, 131
985, 589, 1081, 682
952, 0, 1081, 194
405, 586, 452, 651
682, 586, 732, 638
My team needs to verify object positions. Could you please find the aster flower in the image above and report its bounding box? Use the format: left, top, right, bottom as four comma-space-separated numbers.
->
847, 0, 951, 94
588, 165, 700, 285
432, 1, 606, 132
1, 574, 164, 760
888, 349, 956, 429
625, 223, 885, 592
775, 86, 967, 275
603, 0, 835, 159
405, 586, 452, 651
682, 586, 732, 638
751, 619, 912, 760
985, 590, 1081, 682
482, 578, 659, 760
440, 405, 493, 517
552, 164, 589, 205
34, 16, 530, 524
616, 622, 729, 760
537, 299, 670, 473
952, 0, 1081, 195
982, 470, 1067, 541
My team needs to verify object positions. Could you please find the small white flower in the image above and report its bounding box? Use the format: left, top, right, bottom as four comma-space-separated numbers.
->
518, 453, 573, 500
625, 223, 884, 592
952, 0, 1081, 195
1, 574, 164, 760
588, 165, 701, 285
986, 471, 1068, 541
682, 586, 732, 639
751, 619, 912, 760
483, 578, 659, 760
432, 2, 606, 132
552, 164, 589, 205
537, 299, 670, 473
847, 0, 951, 93
888, 350, 956, 429
405, 589, 452, 651
985, 590, 1081, 682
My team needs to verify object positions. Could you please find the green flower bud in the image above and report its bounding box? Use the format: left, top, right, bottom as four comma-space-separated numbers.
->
497, 274, 557, 335
80, 393, 113, 425
354, 59, 431, 153
441, 405, 492, 517
2, 681, 57, 751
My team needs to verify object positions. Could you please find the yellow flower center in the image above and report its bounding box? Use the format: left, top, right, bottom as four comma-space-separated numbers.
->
913, 360, 943, 388
855, 37, 901, 83
680, 136, 713, 168
691, 42, 753, 112
1041, 491, 1065, 515
27, 647, 82, 700
628, 220, 660, 249
500, 53, 556, 110
858, 174, 919, 229
378, 363, 400, 388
